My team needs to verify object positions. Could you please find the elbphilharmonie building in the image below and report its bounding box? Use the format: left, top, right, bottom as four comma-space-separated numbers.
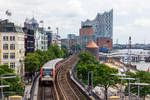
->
81, 9, 113, 39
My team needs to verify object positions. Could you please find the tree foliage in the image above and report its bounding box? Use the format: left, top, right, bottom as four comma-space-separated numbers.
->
24, 53, 40, 72
0, 65, 24, 97
25, 43, 64, 73
76, 52, 119, 100
71, 43, 81, 52
126, 71, 150, 99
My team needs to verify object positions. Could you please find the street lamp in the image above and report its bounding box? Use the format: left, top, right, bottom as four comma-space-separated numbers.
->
111, 74, 130, 99
119, 77, 136, 100
130, 82, 150, 98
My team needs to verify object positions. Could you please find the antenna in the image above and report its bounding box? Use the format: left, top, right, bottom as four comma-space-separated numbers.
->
56, 27, 59, 36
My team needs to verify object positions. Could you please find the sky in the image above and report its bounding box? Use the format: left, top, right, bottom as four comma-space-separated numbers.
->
0, 0, 150, 44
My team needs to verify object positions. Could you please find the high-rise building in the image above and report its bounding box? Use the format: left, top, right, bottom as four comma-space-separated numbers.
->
24, 18, 48, 51
0, 19, 25, 74
78, 9, 113, 50
46, 30, 53, 48
23, 27, 35, 55
81, 9, 113, 38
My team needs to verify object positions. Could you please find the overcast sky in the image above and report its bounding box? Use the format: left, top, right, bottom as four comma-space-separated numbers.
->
0, 0, 150, 44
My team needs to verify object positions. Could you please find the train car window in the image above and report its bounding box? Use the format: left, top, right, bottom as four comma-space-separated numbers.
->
43, 69, 53, 76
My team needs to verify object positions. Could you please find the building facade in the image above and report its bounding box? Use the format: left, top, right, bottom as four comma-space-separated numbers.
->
24, 17, 48, 51
46, 30, 53, 48
74, 35, 96, 51
35, 28, 48, 50
23, 27, 35, 55
80, 9, 113, 50
80, 25, 94, 36
81, 9, 113, 38
67, 34, 76, 39
0, 20, 25, 74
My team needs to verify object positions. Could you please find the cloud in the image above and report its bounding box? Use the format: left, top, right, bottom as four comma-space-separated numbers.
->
0, 0, 150, 43
134, 19, 150, 27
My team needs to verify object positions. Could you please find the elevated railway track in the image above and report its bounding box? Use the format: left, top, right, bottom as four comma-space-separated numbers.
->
38, 83, 57, 100
55, 54, 89, 100
37, 54, 91, 100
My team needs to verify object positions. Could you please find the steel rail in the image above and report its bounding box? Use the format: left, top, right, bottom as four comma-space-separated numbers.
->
56, 54, 80, 100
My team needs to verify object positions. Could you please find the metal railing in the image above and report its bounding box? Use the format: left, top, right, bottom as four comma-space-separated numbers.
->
30, 72, 40, 100
71, 63, 102, 100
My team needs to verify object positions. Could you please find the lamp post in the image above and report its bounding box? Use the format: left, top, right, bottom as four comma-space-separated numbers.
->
119, 77, 136, 100
129, 83, 150, 99
111, 74, 130, 99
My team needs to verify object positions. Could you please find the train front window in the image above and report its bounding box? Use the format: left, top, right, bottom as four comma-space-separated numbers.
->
43, 69, 53, 76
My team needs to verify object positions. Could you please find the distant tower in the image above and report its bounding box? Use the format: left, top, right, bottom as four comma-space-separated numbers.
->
128, 36, 132, 71
116, 39, 119, 44
56, 27, 59, 36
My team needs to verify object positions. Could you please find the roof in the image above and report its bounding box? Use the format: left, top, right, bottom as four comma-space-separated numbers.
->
0, 19, 23, 32
42, 58, 63, 69
86, 40, 98, 48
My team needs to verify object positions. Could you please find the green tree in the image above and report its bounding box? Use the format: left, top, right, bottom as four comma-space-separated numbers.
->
78, 51, 99, 65
25, 43, 64, 74
126, 71, 150, 99
0, 65, 24, 97
24, 53, 40, 72
76, 52, 119, 100
62, 48, 69, 58
93, 64, 119, 100
70, 43, 81, 52
48, 43, 64, 58
61, 42, 68, 50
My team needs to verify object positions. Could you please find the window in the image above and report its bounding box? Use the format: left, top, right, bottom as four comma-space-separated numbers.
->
10, 62, 15, 68
10, 53, 15, 59
3, 44, 8, 50
3, 36, 8, 41
3, 53, 8, 59
43, 69, 53, 76
10, 36, 15, 41
10, 44, 15, 50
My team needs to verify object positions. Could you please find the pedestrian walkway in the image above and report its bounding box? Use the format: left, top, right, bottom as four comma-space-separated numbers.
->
24, 84, 31, 100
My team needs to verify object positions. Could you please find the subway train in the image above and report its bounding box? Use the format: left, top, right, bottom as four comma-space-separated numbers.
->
40, 58, 63, 85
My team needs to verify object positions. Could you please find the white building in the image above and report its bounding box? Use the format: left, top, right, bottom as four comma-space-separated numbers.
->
35, 27, 48, 50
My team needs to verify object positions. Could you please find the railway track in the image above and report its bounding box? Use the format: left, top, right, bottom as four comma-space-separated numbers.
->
38, 83, 57, 100
55, 54, 89, 100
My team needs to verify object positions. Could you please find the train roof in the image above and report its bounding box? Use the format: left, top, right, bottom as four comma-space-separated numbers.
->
42, 58, 63, 69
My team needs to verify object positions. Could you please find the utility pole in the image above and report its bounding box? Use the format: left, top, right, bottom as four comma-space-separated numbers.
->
56, 27, 59, 44
111, 74, 130, 99
119, 77, 136, 100
128, 36, 132, 72
130, 82, 150, 99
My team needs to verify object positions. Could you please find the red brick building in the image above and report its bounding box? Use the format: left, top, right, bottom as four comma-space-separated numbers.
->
97, 38, 112, 50
80, 28, 94, 36
79, 26, 113, 50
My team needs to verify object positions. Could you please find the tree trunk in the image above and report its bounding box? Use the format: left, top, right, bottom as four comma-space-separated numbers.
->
104, 87, 108, 100
143, 96, 145, 100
